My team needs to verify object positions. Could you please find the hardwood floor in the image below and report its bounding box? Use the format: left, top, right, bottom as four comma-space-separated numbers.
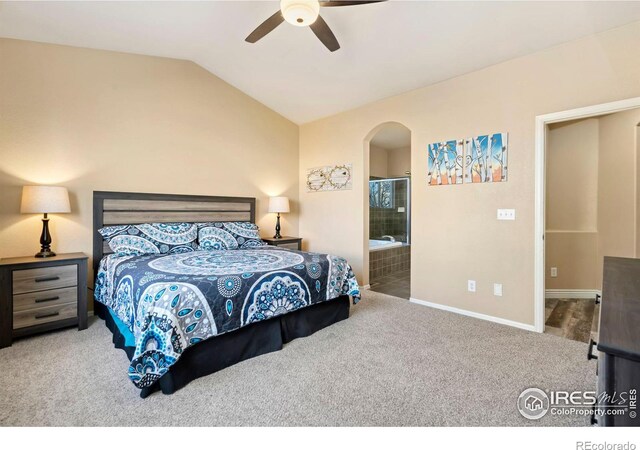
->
545, 298, 598, 343
369, 269, 410, 299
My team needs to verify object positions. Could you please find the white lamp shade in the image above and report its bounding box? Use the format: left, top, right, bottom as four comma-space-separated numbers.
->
268, 196, 290, 214
20, 186, 71, 214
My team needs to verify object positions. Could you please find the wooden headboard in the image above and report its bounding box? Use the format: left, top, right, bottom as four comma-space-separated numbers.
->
93, 191, 256, 273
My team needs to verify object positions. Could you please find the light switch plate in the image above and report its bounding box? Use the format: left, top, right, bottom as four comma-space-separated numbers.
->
497, 209, 516, 220
398, 207, 405, 213
551, 267, 558, 278
494, 283, 503, 296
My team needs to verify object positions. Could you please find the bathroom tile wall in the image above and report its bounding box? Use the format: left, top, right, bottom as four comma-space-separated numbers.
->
369, 245, 411, 281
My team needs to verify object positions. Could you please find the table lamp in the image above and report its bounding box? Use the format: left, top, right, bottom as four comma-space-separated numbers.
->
20, 185, 71, 258
268, 196, 290, 239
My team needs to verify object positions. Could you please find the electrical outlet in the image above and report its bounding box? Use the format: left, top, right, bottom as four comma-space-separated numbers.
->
468, 280, 476, 292
551, 267, 558, 278
494, 283, 503, 296
397, 207, 405, 213
497, 209, 516, 220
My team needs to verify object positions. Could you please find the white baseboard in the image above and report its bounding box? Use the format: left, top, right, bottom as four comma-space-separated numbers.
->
545, 289, 600, 299
360, 284, 371, 290
409, 297, 537, 332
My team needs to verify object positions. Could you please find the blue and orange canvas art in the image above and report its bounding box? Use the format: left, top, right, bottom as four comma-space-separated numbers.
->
464, 133, 508, 183
427, 139, 464, 186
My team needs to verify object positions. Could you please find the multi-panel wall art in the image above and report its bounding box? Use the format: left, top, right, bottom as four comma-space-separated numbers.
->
306, 163, 353, 192
427, 133, 508, 186
464, 133, 508, 183
427, 140, 464, 186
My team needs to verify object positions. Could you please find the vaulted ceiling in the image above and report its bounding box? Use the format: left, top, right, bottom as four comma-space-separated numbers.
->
2, 1, 640, 124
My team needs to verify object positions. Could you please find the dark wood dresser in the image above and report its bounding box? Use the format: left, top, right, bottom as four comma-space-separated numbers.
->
591, 257, 640, 426
0, 253, 88, 349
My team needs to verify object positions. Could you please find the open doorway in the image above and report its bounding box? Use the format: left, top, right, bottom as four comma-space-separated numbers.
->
366, 123, 411, 299
538, 102, 640, 340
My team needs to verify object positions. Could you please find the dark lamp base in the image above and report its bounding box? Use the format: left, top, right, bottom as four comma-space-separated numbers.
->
273, 212, 283, 239
35, 214, 56, 258
35, 250, 57, 258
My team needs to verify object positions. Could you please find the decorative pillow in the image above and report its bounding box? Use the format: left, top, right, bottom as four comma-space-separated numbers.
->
99, 223, 198, 256
197, 222, 266, 250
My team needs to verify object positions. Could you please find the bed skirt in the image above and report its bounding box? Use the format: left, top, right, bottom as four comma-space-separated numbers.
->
95, 296, 351, 398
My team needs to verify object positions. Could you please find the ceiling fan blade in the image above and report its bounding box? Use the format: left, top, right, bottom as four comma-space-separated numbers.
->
245, 10, 285, 43
320, 1, 386, 7
310, 15, 340, 52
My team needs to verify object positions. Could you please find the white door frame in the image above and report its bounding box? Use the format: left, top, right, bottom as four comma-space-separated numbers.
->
534, 96, 640, 332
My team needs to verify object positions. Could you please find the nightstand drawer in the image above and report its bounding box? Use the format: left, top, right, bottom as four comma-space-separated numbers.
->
12, 265, 77, 294
13, 286, 77, 312
277, 243, 301, 250
261, 237, 302, 250
13, 302, 77, 329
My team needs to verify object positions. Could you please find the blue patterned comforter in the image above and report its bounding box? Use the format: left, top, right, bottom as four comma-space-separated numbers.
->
94, 247, 360, 389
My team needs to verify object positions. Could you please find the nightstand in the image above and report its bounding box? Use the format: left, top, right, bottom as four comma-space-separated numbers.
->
262, 236, 302, 251
0, 253, 88, 349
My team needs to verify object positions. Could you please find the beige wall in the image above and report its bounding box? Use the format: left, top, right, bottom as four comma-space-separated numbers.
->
0, 39, 299, 272
597, 108, 640, 282
387, 146, 411, 178
545, 232, 599, 290
545, 118, 599, 290
546, 119, 599, 231
299, 21, 640, 326
369, 144, 411, 179
369, 145, 388, 178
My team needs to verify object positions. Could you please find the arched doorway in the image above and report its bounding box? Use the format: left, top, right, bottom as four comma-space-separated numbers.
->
363, 122, 412, 299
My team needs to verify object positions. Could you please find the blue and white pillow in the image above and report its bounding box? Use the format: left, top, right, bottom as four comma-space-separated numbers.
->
99, 223, 198, 256
197, 222, 266, 250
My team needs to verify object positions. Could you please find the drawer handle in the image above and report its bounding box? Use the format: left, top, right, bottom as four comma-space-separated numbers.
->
588, 338, 598, 360
35, 312, 60, 320
35, 296, 60, 304
595, 294, 601, 305
35, 276, 60, 283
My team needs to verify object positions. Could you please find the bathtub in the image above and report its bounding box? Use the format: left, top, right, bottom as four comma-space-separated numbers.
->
369, 239, 403, 251
369, 242, 410, 280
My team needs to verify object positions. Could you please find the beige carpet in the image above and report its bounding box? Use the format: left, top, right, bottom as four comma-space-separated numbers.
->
0, 291, 595, 426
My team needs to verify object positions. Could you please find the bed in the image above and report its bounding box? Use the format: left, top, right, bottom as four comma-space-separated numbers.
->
92, 191, 360, 397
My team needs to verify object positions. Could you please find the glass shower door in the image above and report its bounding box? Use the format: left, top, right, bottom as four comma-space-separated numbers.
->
369, 177, 410, 244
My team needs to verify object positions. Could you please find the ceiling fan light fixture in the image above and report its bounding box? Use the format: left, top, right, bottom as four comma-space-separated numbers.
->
280, 0, 320, 27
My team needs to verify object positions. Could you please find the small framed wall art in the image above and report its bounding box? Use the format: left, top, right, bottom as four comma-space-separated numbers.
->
306, 163, 353, 192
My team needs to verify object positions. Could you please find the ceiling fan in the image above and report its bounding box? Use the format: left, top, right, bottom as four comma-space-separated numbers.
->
245, 0, 387, 52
